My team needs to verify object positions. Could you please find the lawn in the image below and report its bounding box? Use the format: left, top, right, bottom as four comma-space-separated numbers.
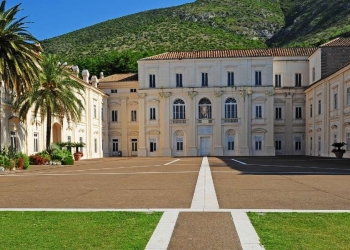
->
248, 212, 350, 250
0, 211, 162, 250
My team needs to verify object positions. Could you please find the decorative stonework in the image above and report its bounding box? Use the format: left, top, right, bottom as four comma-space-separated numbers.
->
252, 128, 267, 133
128, 131, 139, 136
66, 126, 73, 131
214, 90, 225, 97
128, 101, 138, 106
109, 131, 122, 136
146, 98, 160, 104
147, 130, 160, 135
137, 93, 147, 99
120, 96, 129, 101
247, 87, 252, 95
265, 90, 274, 96
159, 92, 172, 99
174, 130, 184, 136
109, 102, 121, 107
239, 90, 247, 97
93, 131, 99, 135
78, 128, 85, 133
188, 91, 198, 99
331, 124, 338, 129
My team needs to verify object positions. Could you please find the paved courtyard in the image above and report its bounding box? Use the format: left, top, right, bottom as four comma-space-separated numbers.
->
1, 156, 350, 249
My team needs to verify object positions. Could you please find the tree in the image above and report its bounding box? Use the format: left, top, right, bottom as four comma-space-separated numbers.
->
14, 54, 85, 149
0, 0, 42, 94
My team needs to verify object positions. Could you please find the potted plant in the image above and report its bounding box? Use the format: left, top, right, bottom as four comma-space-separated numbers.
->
331, 142, 347, 159
73, 142, 85, 161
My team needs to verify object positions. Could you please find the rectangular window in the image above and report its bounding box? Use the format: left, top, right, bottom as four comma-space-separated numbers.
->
275, 140, 282, 151
295, 137, 302, 151
310, 137, 313, 151
94, 138, 98, 153
275, 74, 281, 87
149, 74, 156, 88
318, 100, 321, 115
112, 139, 119, 152
310, 104, 313, 118
150, 139, 157, 152
255, 71, 262, 86
93, 104, 97, 118
111, 89, 118, 93
255, 136, 262, 151
79, 137, 83, 153
347, 88, 350, 106
130, 89, 137, 93
255, 105, 262, 118
176, 73, 183, 87
67, 136, 71, 142
150, 108, 156, 120
101, 107, 104, 121
347, 133, 350, 150
334, 93, 338, 110
34, 133, 39, 153
295, 73, 302, 87
176, 137, 183, 151
318, 137, 322, 151
227, 72, 234, 86
10, 131, 16, 151
228, 136, 235, 151
112, 110, 118, 122
201, 72, 208, 87
333, 134, 337, 143
131, 110, 137, 122
295, 107, 302, 119
275, 107, 282, 120
312, 67, 316, 82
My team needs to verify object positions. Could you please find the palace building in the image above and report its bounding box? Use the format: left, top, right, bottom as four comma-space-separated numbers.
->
1, 38, 350, 159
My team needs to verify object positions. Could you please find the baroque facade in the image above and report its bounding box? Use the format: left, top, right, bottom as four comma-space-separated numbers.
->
1, 38, 350, 159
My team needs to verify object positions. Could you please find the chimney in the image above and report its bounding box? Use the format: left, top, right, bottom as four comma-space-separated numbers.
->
91, 75, 98, 88
82, 69, 90, 83
100, 72, 104, 79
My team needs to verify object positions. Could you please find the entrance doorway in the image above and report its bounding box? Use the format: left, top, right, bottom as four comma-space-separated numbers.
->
131, 139, 138, 156
200, 137, 211, 156
112, 139, 119, 156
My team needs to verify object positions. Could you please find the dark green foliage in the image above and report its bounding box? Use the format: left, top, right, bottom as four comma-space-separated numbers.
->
16, 152, 30, 169
62, 156, 74, 165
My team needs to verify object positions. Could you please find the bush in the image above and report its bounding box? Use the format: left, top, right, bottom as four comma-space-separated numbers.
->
16, 153, 30, 170
15, 158, 24, 170
62, 156, 74, 165
29, 155, 47, 165
36, 151, 51, 162
0, 155, 14, 170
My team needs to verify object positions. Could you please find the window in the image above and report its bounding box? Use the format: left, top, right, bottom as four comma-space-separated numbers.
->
94, 138, 98, 153
295, 107, 302, 119
79, 137, 83, 153
275, 107, 282, 120
275, 140, 282, 151
111, 89, 118, 93
227, 72, 234, 86
130, 89, 137, 93
34, 133, 39, 153
150, 108, 156, 120
131, 110, 137, 122
67, 136, 71, 143
310, 104, 313, 118
347, 133, 350, 150
295, 137, 302, 151
112, 110, 118, 122
275, 74, 281, 87
199, 98, 212, 119
312, 67, 316, 82
201, 72, 208, 87
173, 99, 186, 119
225, 98, 237, 118
149, 74, 156, 88
295, 73, 302, 87
334, 134, 337, 143
310, 137, 313, 151
176, 73, 183, 87
176, 137, 183, 151
347, 88, 350, 106
101, 107, 104, 121
10, 131, 16, 151
255, 71, 262, 85
318, 136, 322, 151
318, 100, 321, 115
112, 139, 119, 152
150, 139, 157, 152
334, 93, 338, 110
255, 105, 262, 118
132, 139, 138, 152
227, 136, 235, 151
255, 136, 262, 151
93, 104, 97, 118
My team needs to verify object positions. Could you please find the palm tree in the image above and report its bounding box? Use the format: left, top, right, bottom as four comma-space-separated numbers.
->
15, 54, 85, 149
0, 0, 42, 93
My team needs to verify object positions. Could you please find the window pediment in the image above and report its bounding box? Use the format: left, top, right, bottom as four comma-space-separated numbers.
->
252, 128, 267, 133
253, 96, 267, 102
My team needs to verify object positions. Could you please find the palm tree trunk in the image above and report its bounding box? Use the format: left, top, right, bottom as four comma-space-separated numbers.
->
46, 110, 52, 150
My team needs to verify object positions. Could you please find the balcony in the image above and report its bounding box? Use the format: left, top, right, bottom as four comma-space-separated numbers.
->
222, 118, 240, 124
171, 119, 188, 125
197, 119, 214, 124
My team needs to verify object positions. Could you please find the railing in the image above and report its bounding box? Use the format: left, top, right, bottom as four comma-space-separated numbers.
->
222, 118, 240, 123
171, 119, 188, 124
197, 119, 214, 124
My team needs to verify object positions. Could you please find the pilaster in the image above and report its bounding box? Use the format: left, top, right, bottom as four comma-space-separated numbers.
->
188, 91, 198, 156
159, 91, 172, 156
137, 93, 147, 156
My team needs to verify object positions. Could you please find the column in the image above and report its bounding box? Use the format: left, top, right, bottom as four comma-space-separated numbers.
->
188, 91, 198, 156
265, 89, 275, 156
213, 91, 224, 156
137, 93, 147, 156
239, 89, 250, 156
159, 92, 172, 156
120, 96, 129, 156
285, 93, 293, 155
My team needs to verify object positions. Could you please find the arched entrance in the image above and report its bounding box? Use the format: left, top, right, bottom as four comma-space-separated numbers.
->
52, 123, 62, 143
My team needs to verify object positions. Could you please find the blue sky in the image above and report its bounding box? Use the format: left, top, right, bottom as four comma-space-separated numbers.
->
7, 0, 194, 40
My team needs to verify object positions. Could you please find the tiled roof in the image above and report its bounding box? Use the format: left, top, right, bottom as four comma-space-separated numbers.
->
320, 37, 350, 47
141, 48, 318, 60
99, 73, 138, 83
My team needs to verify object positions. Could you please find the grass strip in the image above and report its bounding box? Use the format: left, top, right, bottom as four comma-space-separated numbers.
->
248, 212, 350, 250
0, 211, 162, 250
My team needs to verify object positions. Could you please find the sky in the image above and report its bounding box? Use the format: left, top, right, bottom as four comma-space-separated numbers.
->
7, 0, 194, 40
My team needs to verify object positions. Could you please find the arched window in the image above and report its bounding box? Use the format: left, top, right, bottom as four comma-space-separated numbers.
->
173, 99, 186, 119
225, 98, 237, 118
199, 98, 212, 119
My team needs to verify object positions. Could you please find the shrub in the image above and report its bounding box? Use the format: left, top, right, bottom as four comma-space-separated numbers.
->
36, 151, 51, 162
29, 155, 47, 165
16, 153, 30, 170
15, 158, 24, 170
62, 156, 74, 165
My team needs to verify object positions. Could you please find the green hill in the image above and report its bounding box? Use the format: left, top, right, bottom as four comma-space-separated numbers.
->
40, 0, 350, 74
